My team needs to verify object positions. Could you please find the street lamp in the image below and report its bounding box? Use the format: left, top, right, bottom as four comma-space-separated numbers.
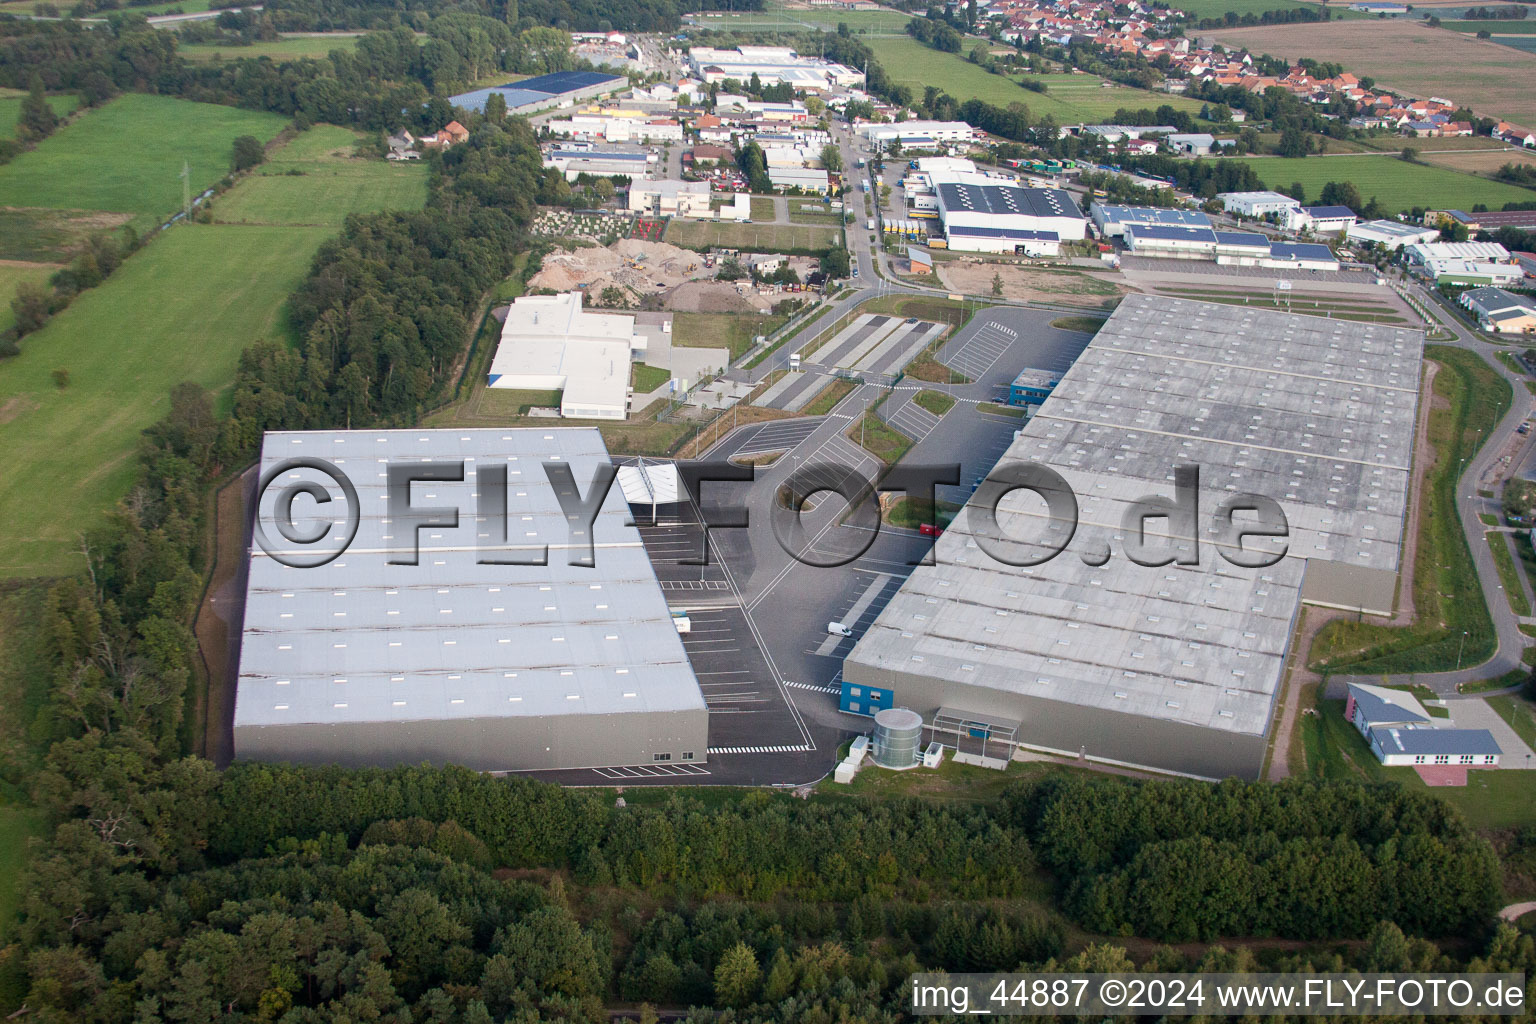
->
1456, 630, 1469, 670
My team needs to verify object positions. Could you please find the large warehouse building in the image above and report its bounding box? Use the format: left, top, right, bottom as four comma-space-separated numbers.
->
936, 181, 1087, 255
449, 70, 627, 115
234, 428, 708, 771
842, 295, 1422, 780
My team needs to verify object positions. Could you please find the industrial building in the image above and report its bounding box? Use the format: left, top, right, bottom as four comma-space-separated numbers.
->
1404, 241, 1524, 286
488, 292, 646, 420
1434, 208, 1536, 232
1459, 287, 1536, 333
543, 146, 656, 181
768, 166, 831, 193
1281, 205, 1358, 235
544, 110, 684, 144
1123, 225, 1338, 269
1216, 190, 1302, 218
450, 70, 627, 115
1346, 219, 1439, 250
936, 181, 1086, 254
842, 294, 1423, 780
856, 120, 978, 147
1089, 202, 1212, 238
626, 179, 724, 219
233, 428, 709, 772
686, 45, 864, 90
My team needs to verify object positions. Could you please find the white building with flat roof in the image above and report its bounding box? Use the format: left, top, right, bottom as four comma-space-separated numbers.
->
489, 292, 643, 420
856, 120, 977, 145
1346, 219, 1439, 250
627, 178, 713, 218
1217, 190, 1302, 218
687, 45, 864, 89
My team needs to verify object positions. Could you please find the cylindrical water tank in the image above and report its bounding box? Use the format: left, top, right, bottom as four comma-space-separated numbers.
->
872, 707, 923, 769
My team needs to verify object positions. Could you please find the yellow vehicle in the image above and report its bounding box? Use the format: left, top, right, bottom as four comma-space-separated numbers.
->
928, 237, 948, 250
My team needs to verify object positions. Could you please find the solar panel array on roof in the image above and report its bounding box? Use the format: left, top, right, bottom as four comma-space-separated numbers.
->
1268, 242, 1336, 261
946, 224, 1059, 240
1126, 224, 1218, 243
512, 70, 627, 94
936, 183, 1083, 220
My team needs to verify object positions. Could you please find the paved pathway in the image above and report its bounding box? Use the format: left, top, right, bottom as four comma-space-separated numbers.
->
1500, 901, 1536, 922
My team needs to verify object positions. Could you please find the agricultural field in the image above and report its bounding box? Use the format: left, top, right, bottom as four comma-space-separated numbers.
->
1358, 134, 1521, 152
0, 91, 79, 138
665, 218, 840, 253
0, 224, 329, 578
685, 4, 912, 34
177, 33, 362, 62
1236, 154, 1536, 212
1203, 20, 1536, 126
1420, 147, 1536, 176
865, 36, 1206, 122
0, 94, 288, 231
212, 125, 428, 227
0, 261, 57, 334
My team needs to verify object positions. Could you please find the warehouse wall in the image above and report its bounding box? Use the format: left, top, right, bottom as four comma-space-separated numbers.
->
233, 707, 709, 772
840, 664, 1270, 780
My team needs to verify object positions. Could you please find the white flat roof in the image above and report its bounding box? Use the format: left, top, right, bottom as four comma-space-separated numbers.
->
235, 428, 706, 728
489, 292, 637, 414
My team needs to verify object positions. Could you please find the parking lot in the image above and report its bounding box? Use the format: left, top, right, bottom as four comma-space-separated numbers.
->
937, 307, 1090, 387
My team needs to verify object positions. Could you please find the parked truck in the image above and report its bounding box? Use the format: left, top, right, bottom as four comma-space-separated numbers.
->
867, 219, 875, 230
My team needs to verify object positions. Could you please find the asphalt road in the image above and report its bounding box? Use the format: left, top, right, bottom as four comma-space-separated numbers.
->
1333, 282, 1536, 696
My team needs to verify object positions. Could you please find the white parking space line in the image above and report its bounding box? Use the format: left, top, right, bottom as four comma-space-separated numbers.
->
707, 744, 813, 754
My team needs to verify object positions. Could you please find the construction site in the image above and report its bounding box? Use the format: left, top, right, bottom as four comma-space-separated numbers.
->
528, 238, 816, 313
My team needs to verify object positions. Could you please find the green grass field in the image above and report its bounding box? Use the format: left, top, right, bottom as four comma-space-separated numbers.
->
1173, 0, 1326, 16
1235, 154, 1536, 213
177, 34, 362, 63
0, 0, 218, 13
665, 218, 840, 253
865, 36, 1206, 122
0, 224, 329, 578
0, 92, 79, 139
0, 261, 58, 334
673, 311, 789, 360
213, 125, 428, 227
0, 94, 288, 230
1442, 19, 1536, 33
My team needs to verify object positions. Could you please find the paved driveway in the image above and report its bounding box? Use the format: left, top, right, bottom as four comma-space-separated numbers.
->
1449, 698, 1536, 767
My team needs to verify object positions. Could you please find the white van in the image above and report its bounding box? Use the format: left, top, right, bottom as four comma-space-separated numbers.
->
827, 622, 853, 637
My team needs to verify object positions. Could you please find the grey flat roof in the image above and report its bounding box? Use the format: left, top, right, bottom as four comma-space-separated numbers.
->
1094, 204, 1212, 228
1370, 726, 1501, 756
845, 294, 1423, 738
235, 428, 706, 730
